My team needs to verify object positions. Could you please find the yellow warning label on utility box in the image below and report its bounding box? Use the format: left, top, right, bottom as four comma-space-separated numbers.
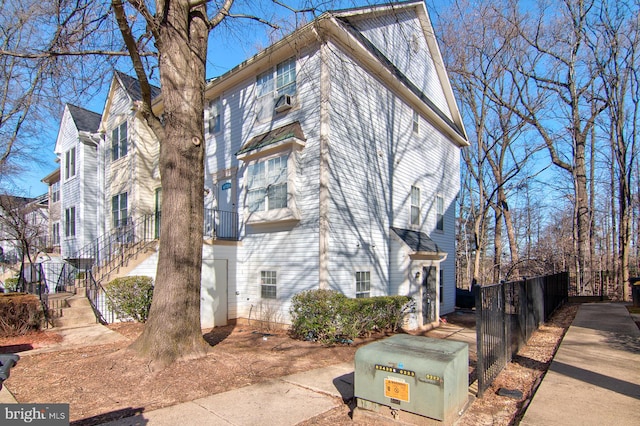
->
384, 378, 410, 402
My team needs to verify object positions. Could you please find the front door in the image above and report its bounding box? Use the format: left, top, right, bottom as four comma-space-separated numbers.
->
422, 266, 437, 325
216, 178, 234, 238
200, 258, 228, 328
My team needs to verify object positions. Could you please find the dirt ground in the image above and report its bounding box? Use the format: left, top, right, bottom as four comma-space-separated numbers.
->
1, 304, 578, 426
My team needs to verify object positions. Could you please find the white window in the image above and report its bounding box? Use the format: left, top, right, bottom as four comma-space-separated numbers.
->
276, 58, 296, 96
247, 155, 288, 212
112, 192, 128, 228
413, 110, 419, 134
208, 97, 221, 134
52, 181, 60, 203
256, 70, 274, 98
356, 271, 371, 298
111, 121, 128, 161
52, 222, 60, 245
64, 207, 76, 237
256, 57, 296, 99
411, 186, 420, 226
436, 194, 444, 231
260, 270, 277, 299
65, 147, 76, 180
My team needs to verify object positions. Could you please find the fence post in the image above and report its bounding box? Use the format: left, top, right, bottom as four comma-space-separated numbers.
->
501, 282, 510, 364
474, 284, 485, 397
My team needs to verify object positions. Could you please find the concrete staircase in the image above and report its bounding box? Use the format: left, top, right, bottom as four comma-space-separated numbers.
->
48, 288, 97, 328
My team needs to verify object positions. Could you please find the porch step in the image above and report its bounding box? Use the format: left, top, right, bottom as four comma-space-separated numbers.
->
52, 295, 97, 328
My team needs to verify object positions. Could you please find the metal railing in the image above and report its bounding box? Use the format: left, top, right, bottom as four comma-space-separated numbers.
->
83, 270, 116, 324
204, 208, 239, 240
17, 263, 52, 328
70, 214, 158, 282
475, 272, 568, 397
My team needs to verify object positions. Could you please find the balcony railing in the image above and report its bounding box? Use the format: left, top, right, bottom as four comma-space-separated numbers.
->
204, 208, 239, 240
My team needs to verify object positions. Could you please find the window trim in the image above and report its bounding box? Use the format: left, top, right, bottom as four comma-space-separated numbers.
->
52, 222, 60, 245
51, 181, 60, 203
239, 135, 305, 226
436, 193, 444, 231
112, 192, 128, 228
411, 186, 420, 226
64, 206, 76, 238
255, 57, 297, 100
111, 121, 128, 161
207, 97, 221, 134
260, 270, 277, 300
276, 57, 297, 97
412, 110, 420, 134
65, 147, 76, 180
247, 154, 289, 213
355, 270, 371, 298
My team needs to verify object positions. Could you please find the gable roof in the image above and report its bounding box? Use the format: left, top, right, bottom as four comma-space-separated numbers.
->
66, 104, 101, 133
100, 71, 162, 132
115, 71, 161, 102
203, 0, 468, 147
335, 17, 464, 139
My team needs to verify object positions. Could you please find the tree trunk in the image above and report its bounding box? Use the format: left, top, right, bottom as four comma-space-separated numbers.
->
129, 0, 210, 364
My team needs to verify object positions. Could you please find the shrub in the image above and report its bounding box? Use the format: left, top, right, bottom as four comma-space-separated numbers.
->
4, 278, 19, 292
105, 276, 153, 323
290, 289, 347, 343
0, 293, 43, 337
289, 289, 413, 344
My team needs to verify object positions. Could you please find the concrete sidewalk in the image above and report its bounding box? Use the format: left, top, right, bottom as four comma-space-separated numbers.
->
100, 362, 355, 426
521, 303, 640, 426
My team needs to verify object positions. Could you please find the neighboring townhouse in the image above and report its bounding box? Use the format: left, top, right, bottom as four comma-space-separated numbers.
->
41, 168, 61, 254
99, 72, 162, 243
41, 1, 468, 330
199, 0, 468, 328
53, 104, 102, 259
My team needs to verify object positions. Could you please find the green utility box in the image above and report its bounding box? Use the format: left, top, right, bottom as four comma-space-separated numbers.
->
354, 334, 468, 423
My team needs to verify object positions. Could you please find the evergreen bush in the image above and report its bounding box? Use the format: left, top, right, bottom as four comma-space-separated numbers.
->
290, 289, 413, 344
105, 276, 153, 323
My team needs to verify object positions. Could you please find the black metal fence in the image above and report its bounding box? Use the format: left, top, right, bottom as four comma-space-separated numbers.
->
18, 262, 81, 328
475, 272, 568, 397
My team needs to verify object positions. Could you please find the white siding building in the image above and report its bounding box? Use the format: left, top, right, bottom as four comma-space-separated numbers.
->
201, 0, 468, 328
53, 104, 102, 258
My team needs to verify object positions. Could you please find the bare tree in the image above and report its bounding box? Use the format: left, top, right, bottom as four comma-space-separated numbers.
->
0, 1, 116, 191
494, 0, 610, 294
109, 0, 327, 364
0, 194, 48, 267
438, 0, 534, 285
588, 0, 639, 300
